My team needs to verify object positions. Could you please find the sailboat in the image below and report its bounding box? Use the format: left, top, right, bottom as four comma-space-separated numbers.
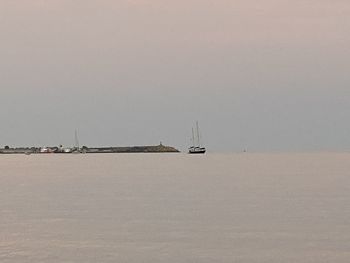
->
188, 121, 206, 154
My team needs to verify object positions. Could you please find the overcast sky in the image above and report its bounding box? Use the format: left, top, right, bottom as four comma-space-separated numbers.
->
0, 0, 350, 152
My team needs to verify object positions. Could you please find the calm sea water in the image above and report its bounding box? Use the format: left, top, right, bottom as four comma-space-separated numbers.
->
1, 153, 350, 262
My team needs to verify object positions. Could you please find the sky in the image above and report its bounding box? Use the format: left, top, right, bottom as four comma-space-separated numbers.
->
0, 0, 350, 152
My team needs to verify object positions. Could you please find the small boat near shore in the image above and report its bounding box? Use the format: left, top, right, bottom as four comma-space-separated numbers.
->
189, 121, 206, 154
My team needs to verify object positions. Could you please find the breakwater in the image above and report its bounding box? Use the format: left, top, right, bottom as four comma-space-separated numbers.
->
0, 144, 180, 154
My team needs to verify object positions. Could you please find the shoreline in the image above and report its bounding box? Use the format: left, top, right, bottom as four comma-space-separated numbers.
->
0, 144, 180, 154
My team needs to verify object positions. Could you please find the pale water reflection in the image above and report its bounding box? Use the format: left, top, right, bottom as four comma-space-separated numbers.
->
1, 153, 350, 262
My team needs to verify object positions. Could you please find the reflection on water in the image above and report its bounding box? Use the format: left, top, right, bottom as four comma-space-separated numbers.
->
1, 153, 350, 262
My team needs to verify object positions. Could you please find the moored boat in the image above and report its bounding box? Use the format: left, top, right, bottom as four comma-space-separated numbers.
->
188, 121, 206, 154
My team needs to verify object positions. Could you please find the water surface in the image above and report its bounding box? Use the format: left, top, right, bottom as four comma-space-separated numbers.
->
1, 153, 350, 262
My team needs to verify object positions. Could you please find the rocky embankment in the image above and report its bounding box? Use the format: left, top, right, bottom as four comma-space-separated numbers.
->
0, 144, 180, 154
87, 144, 180, 153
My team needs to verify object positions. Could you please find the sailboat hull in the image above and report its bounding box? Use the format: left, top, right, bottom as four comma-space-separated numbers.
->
188, 147, 206, 154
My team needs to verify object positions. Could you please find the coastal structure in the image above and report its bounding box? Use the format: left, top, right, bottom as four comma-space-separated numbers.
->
0, 144, 180, 154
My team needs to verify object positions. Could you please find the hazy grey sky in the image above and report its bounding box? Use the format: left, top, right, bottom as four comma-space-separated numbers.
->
1, 0, 350, 152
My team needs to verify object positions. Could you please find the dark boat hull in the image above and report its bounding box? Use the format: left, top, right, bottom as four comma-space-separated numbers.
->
188, 151, 206, 154
188, 147, 206, 154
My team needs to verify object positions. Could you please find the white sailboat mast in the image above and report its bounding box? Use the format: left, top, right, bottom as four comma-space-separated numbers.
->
191, 127, 195, 147
196, 121, 201, 147
75, 129, 80, 150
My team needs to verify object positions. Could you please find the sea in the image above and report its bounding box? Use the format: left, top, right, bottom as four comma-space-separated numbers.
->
1, 153, 350, 262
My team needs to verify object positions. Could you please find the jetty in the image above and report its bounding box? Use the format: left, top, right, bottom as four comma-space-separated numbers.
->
0, 144, 180, 154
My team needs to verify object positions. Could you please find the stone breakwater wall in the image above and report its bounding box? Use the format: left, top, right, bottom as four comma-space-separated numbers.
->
0, 145, 180, 154
86, 145, 180, 153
